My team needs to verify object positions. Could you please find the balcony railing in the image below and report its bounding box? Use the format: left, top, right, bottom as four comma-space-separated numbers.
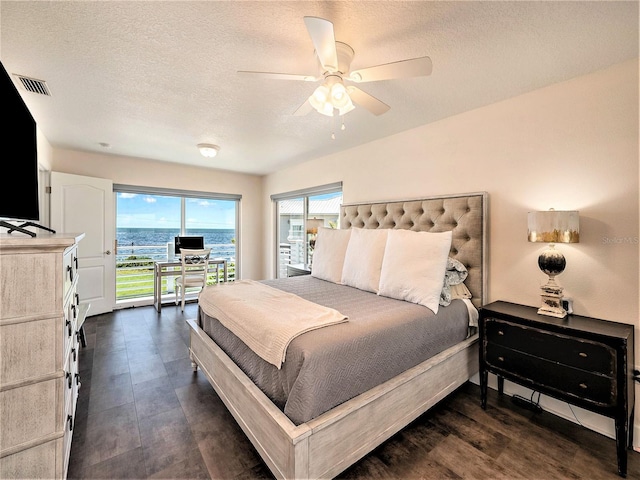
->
116, 243, 236, 301
278, 240, 307, 278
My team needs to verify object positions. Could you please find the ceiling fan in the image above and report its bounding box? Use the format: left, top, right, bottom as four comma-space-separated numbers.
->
238, 16, 432, 117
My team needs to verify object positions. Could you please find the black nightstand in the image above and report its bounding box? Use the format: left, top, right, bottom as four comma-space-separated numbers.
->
479, 300, 635, 477
286, 263, 312, 277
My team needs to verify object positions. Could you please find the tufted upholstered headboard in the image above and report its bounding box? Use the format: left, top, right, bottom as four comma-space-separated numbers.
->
340, 192, 488, 309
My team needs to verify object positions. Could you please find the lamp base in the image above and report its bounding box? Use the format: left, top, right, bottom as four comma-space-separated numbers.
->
538, 279, 567, 318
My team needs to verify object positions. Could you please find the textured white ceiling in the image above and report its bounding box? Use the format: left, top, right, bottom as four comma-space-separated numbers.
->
1, 1, 637, 175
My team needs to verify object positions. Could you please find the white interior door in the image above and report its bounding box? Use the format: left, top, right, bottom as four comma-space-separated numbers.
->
50, 172, 115, 315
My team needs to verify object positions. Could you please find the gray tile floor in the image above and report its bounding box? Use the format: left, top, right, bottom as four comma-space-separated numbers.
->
67, 302, 272, 480
68, 303, 640, 480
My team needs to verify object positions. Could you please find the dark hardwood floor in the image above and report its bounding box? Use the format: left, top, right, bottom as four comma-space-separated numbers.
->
68, 303, 639, 479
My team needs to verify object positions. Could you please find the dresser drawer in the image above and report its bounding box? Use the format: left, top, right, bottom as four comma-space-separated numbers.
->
484, 318, 615, 376
63, 299, 75, 360
0, 377, 61, 451
63, 334, 79, 412
0, 437, 62, 480
485, 343, 616, 407
1, 317, 61, 384
62, 246, 78, 300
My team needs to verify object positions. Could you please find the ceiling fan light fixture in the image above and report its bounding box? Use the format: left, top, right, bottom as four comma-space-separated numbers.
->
197, 143, 220, 158
330, 82, 348, 105
337, 98, 355, 116
309, 85, 334, 116
309, 78, 355, 116
311, 84, 329, 103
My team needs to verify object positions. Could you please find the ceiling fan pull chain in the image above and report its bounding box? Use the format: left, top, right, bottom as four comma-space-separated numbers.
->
331, 114, 336, 140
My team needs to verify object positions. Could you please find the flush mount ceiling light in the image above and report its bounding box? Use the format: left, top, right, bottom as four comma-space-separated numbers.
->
197, 143, 220, 158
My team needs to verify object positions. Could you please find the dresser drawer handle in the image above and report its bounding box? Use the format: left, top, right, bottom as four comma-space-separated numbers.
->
67, 265, 73, 282
498, 330, 504, 336
66, 319, 72, 337
66, 372, 72, 389
579, 352, 588, 358
579, 383, 588, 389
67, 415, 74, 431
498, 356, 505, 362
75, 373, 81, 386
72, 347, 76, 362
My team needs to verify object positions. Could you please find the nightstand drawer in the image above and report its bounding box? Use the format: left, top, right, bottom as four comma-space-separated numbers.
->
485, 344, 616, 407
485, 318, 615, 376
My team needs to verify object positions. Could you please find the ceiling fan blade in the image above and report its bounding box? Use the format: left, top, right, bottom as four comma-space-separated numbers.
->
303, 16, 338, 72
238, 71, 319, 82
349, 56, 432, 83
293, 98, 314, 116
347, 87, 390, 116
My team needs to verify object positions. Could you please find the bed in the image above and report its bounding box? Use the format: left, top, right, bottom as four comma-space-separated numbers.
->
187, 191, 488, 479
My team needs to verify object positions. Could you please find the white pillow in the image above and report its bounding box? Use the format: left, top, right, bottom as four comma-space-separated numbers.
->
378, 229, 453, 314
341, 228, 389, 293
310, 228, 352, 284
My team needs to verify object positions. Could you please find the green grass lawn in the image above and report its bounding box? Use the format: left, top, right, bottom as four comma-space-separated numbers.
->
116, 260, 235, 300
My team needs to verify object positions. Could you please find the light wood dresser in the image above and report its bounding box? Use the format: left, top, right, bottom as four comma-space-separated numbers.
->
0, 232, 88, 479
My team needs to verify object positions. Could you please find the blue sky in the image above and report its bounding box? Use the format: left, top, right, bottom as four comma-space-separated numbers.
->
117, 193, 236, 229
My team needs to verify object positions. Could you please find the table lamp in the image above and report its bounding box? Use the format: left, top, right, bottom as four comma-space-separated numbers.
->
527, 209, 579, 317
306, 218, 324, 265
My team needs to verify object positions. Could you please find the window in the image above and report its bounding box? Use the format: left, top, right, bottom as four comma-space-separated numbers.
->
272, 182, 342, 278
114, 185, 240, 301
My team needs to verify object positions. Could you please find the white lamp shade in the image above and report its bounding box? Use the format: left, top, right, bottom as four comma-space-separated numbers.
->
528, 210, 579, 243
306, 218, 324, 235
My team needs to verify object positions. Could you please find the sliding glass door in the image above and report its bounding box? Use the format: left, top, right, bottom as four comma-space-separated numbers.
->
273, 183, 342, 279
115, 186, 239, 302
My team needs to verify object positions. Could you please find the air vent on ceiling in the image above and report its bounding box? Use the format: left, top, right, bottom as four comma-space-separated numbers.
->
15, 74, 51, 96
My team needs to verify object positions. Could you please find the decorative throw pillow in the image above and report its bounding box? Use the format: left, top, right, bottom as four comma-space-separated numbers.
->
311, 228, 352, 284
440, 257, 470, 306
341, 228, 389, 293
378, 229, 453, 314
450, 282, 472, 299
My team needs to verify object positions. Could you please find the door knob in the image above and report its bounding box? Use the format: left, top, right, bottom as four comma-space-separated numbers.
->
104, 250, 111, 255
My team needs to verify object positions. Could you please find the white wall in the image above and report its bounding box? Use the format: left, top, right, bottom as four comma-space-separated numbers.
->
50, 149, 264, 280
263, 59, 639, 441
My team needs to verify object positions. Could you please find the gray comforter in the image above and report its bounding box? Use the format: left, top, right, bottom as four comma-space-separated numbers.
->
198, 275, 471, 425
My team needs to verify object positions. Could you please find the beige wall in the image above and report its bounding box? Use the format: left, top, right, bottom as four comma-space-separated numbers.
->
36, 125, 53, 171
265, 59, 638, 322
264, 59, 639, 440
42, 58, 638, 443
50, 150, 264, 280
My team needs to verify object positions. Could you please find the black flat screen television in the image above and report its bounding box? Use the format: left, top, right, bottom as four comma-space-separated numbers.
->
174, 236, 205, 256
0, 61, 40, 222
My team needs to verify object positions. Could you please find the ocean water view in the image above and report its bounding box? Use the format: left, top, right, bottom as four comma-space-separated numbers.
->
116, 228, 236, 261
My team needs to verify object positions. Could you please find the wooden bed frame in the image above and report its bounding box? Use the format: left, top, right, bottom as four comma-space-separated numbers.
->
187, 192, 488, 479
